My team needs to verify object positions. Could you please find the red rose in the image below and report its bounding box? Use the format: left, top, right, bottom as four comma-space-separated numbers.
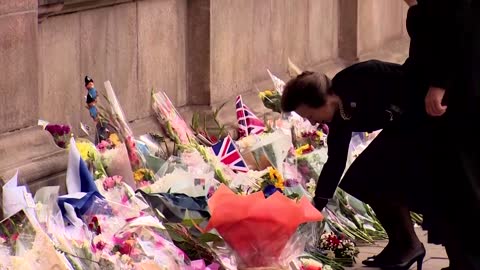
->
95, 241, 106, 250
95, 225, 102, 235
118, 243, 133, 255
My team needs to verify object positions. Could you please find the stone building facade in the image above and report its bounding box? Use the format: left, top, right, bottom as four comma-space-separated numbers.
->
0, 0, 410, 192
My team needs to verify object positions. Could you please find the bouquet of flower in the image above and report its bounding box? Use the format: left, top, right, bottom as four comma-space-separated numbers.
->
205, 184, 323, 268
259, 89, 282, 113
237, 130, 292, 173
96, 175, 149, 211
152, 91, 195, 146
44, 123, 72, 148
295, 148, 328, 183
110, 216, 187, 268
95, 81, 148, 187
98, 135, 137, 189
74, 138, 107, 179
296, 131, 325, 150
0, 210, 70, 270
317, 231, 359, 266
133, 168, 156, 188
257, 167, 286, 197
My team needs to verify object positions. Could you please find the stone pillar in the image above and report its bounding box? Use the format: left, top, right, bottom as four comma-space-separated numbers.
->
338, 0, 359, 62
186, 0, 210, 106
0, 1, 68, 200
0, 0, 39, 133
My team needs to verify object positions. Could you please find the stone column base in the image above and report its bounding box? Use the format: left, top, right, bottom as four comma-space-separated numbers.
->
0, 126, 68, 198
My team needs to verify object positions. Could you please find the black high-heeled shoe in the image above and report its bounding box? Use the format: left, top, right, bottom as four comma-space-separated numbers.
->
362, 254, 386, 267
380, 244, 426, 270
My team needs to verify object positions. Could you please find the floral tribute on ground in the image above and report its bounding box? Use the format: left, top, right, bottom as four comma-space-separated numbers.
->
0, 66, 420, 270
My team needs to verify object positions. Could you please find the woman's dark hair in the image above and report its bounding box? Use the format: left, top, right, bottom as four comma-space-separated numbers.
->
281, 71, 332, 112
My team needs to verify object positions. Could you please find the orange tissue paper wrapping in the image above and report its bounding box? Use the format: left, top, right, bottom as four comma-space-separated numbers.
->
205, 184, 323, 268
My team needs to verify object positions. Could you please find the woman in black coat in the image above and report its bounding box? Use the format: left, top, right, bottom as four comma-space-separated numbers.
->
281, 60, 429, 269
403, 0, 480, 269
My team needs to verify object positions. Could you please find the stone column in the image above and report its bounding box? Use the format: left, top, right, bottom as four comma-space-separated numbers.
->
0, 1, 39, 133
0, 1, 68, 200
186, 0, 210, 106
338, 0, 359, 63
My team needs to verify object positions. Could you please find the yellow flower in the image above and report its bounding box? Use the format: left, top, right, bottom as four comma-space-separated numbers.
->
134, 168, 154, 182
109, 133, 121, 146
268, 167, 285, 190
134, 170, 144, 182
295, 144, 311, 156
258, 92, 266, 99
274, 179, 285, 190
75, 141, 96, 161
264, 90, 273, 97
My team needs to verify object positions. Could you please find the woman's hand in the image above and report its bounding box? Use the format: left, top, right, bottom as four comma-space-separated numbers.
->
425, 86, 447, 116
403, 0, 418, 7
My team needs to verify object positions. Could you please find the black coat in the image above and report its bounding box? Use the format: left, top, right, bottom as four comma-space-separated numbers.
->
404, 0, 480, 246
314, 60, 417, 200
405, 0, 480, 109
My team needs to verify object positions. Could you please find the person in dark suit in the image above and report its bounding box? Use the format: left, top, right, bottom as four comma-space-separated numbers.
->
281, 60, 429, 270
403, 0, 480, 269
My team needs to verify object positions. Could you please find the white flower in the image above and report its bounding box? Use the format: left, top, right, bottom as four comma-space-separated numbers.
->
301, 258, 323, 268
120, 254, 131, 264
323, 265, 333, 270
326, 250, 335, 259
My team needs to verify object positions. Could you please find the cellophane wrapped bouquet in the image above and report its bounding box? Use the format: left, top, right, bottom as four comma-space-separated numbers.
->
205, 184, 323, 269
79, 197, 187, 269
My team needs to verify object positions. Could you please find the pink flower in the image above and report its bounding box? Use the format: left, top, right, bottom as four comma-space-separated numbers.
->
137, 180, 150, 188
103, 177, 116, 191
97, 140, 110, 153
118, 242, 133, 255
95, 240, 106, 251
121, 194, 129, 204
112, 175, 123, 184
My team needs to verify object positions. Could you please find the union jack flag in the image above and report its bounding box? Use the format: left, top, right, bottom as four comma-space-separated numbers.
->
211, 135, 248, 172
236, 95, 265, 137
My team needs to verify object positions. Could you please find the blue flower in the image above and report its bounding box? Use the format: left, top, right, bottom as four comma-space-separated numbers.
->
263, 184, 283, 198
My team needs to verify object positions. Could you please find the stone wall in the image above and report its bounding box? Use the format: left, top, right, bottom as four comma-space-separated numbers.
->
38, 0, 188, 133
36, 0, 409, 129
209, 0, 340, 104
0, 0, 410, 191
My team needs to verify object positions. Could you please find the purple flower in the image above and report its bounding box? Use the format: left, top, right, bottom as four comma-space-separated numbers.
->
45, 124, 71, 136
45, 124, 60, 135
285, 179, 299, 187
61, 125, 71, 135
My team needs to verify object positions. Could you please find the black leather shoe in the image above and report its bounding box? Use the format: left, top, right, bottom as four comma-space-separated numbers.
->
380, 244, 426, 270
362, 255, 385, 267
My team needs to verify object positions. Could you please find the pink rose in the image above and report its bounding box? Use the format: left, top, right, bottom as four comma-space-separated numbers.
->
112, 175, 123, 184
103, 177, 116, 191
97, 140, 110, 153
